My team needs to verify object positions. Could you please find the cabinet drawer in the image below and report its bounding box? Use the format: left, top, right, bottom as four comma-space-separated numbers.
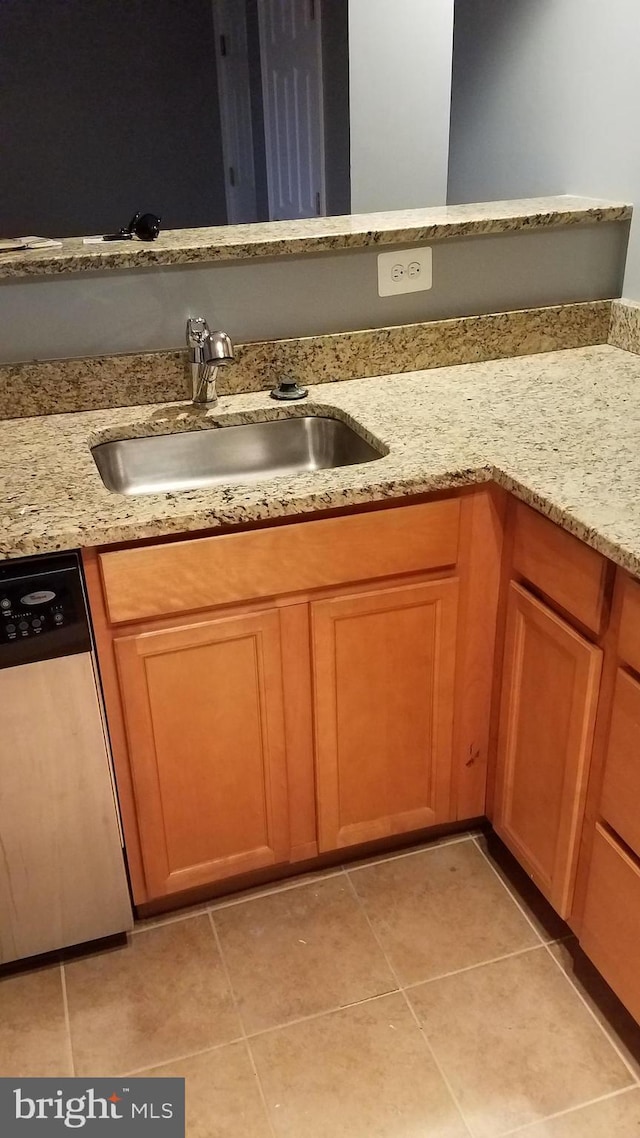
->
581, 824, 640, 1023
99, 499, 461, 625
512, 502, 608, 633
618, 575, 640, 674
600, 669, 640, 857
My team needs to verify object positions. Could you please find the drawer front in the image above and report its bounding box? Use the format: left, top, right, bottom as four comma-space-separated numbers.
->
512, 502, 607, 633
600, 669, 640, 857
99, 499, 461, 625
581, 824, 640, 1024
618, 575, 640, 674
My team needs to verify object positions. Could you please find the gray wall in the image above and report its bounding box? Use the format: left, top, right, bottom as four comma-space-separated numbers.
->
348, 0, 454, 212
0, 0, 228, 237
0, 223, 627, 363
448, 0, 640, 298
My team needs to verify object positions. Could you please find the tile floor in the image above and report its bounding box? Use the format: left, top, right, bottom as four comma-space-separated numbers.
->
2, 832, 640, 1136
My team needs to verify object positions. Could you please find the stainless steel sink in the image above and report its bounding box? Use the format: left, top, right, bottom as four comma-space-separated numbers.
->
92, 415, 384, 495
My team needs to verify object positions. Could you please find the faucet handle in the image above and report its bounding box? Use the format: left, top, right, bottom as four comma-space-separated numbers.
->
186, 316, 210, 347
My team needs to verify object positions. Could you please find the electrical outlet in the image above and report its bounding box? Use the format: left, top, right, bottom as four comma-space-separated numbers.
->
377, 247, 433, 297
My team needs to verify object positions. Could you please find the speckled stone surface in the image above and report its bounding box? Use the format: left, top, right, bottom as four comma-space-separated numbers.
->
0, 196, 630, 279
0, 300, 611, 419
3, 344, 640, 578
609, 298, 640, 353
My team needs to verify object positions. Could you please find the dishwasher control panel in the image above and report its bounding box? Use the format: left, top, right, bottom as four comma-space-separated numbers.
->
0, 555, 91, 668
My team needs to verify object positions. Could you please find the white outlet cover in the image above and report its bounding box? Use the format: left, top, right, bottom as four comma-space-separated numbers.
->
377, 247, 433, 297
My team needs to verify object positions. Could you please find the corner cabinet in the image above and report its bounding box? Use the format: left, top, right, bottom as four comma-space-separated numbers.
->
114, 609, 291, 897
312, 578, 458, 851
85, 491, 502, 907
493, 583, 602, 917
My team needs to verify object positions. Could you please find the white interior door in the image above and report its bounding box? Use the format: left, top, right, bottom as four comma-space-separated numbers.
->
212, 0, 258, 224
258, 0, 326, 221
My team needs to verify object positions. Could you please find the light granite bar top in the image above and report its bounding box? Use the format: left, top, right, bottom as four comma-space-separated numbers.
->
0, 196, 631, 280
3, 344, 640, 577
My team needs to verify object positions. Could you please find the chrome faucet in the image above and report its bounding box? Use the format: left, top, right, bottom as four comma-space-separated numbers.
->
186, 317, 234, 406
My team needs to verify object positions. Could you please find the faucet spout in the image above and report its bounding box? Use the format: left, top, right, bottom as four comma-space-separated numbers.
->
186, 317, 234, 406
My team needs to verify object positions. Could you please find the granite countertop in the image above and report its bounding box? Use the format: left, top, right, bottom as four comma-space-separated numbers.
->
0, 196, 631, 279
2, 343, 640, 575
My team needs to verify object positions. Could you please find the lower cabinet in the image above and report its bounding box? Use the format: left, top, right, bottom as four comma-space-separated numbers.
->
580, 823, 640, 1023
312, 578, 459, 850
494, 583, 602, 917
114, 608, 290, 897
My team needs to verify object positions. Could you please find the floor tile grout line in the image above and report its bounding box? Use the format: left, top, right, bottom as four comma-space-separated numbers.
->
243, 1038, 280, 1138
343, 872, 475, 1138
207, 910, 248, 1042
344, 832, 478, 874
472, 836, 640, 1086
401, 942, 547, 991
121, 1036, 246, 1079
58, 963, 75, 1078
238, 988, 400, 1043
131, 868, 346, 933
471, 835, 547, 945
542, 941, 640, 1087
130, 832, 479, 934
498, 1083, 640, 1136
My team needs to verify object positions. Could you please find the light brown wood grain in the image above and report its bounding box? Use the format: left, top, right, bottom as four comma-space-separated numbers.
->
453, 485, 507, 820
494, 583, 602, 918
0, 654, 132, 963
513, 501, 609, 633
114, 609, 291, 897
618, 573, 640, 675
311, 576, 458, 851
600, 668, 640, 858
99, 499, 461, 624
580, 823, 640, 1023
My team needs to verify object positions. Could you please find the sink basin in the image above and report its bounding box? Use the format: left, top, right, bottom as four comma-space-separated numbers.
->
92, 415, 384, 495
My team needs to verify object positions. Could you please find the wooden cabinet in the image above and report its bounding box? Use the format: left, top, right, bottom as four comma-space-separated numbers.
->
580, 823, 640, 1023
312, 578, 458, 851
600, 668, 640, 858
114, 609, 290, 898
494, 583, 602, 917
84, 490, 501, 906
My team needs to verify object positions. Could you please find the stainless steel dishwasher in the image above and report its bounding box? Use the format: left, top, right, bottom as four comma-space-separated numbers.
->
0, 553, 132, 964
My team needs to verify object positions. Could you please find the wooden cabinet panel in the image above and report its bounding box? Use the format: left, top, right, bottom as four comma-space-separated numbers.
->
312, 578, 458, 851
618, 575, 640, 674
581, 824, 640, 1024
600, 668, 640, 858
494, 583, 602, 917
99, 499, 460, 624
115, 609, 290, 897
513, 502, 608, 633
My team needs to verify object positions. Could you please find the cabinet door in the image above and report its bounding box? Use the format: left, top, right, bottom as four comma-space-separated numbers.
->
115, 609, 290, 897
494, 583, 602, 917
312, 578, 458, 851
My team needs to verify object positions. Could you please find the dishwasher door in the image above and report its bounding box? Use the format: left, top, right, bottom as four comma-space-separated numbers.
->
0, 652, 133, 963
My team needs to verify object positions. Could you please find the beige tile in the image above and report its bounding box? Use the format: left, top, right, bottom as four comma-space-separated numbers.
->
340, 830, 480, 871
0, 965, 71, 1076
474, 833, 572, 943
143, 1041, 272, 1138
208, 865, 344, 913
349, 839, 539, 985
549, 938, 640, 1079
250, 993, 468, 1138
408, 948, 632, 1138
65, 915, 241, 1076
512, 1088, 640, 1136
213, 876, 396, 1034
